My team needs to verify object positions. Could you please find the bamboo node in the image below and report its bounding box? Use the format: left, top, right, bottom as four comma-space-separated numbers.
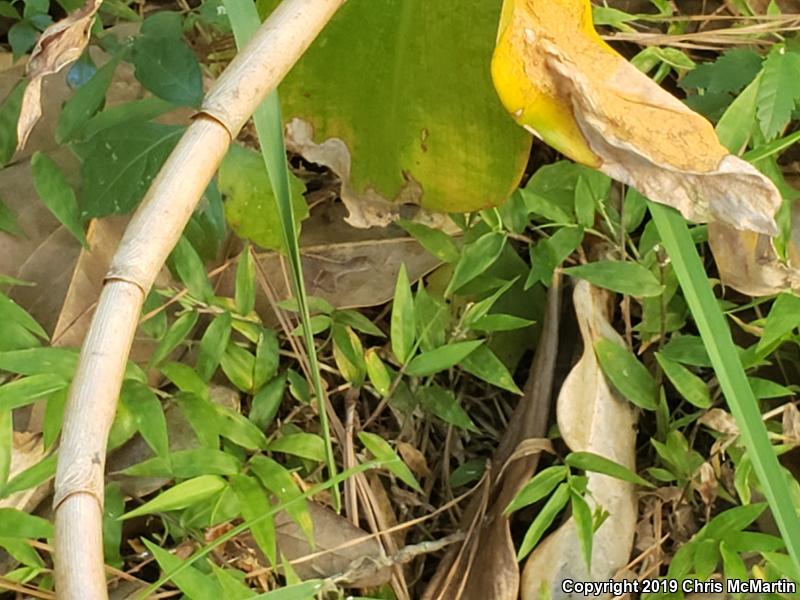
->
53, 458, 105, 510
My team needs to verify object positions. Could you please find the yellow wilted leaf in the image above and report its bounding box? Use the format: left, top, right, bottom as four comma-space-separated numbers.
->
492, 0, 780, 236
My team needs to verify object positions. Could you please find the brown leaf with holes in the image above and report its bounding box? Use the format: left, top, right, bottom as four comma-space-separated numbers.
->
16, 0, 102, 151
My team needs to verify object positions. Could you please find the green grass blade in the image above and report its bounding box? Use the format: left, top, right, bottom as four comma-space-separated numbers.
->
649, 201, 800, 570
225, 0, 338, 507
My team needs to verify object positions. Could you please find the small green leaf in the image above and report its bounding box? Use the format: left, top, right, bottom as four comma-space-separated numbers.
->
0, 410, 11, 489
0, 347, 77, 378
469, 314, 534, 332
31, 152, 87, 247
415, 283, 449, 352
171, 236, 213, 302
229, 474, 276, 565
655, 352, 711, 408
331, 324, 366, 386
0, 198, 21, 237
391, 264, 416, 364
564, 261, 662, 298
570, 489, 594, 571
235, 246, 256, 316
249, 580, 324, 600
594, 338, 658, 410
517, 482, 570, 560
505, 465, 568, 514
220, 342, 256, 392
719, 540, 748, 580
290, 314, 331, 336
418, 385, 477, 431
574, 176, 596, 227
526, 226, 584, 288
0, 293, 47, 340
331, 309, 385, 337
446, 231, 506, 296
397, 219, 459, 263
406, 340, 483, 377
254, 328, 279, 389
197, 312, 232, 382
103, 483, 125, 568
161, 361, 208, 398
0, 509, 52, 538
365, 349, 391, 396
459, 345, 521, 394
660, 334, 711, 367
218, 144, 308, 251
269, 433, 326, 462
132, 31, 203, 107
121, 380, 169, 458
56, 58, 118, 143
250, 374, 286, 430
1, 454, 56, 498
216, 404, 268, 450
0, 81, 25, 167
759, 292, 800, 352
358, 431, 421, 492
122, 475, 227, 519
565, 452, 654, 488
142, 539, 222, 599
450, 459, 486, 488
0, 374, 68, 411
696, 503, 767, 542
251, 455, 312, 541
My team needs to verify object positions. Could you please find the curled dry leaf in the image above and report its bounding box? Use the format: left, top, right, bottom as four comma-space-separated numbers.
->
492, 0, 780, 236
782, 403, 800, 443
708, 195, 800, 296
17, 0, 103, 151
521, 281, 637, 600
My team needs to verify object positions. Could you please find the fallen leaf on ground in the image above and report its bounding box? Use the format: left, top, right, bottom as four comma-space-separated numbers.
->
521, 281, 637, 599
492, 0, 780, 236
16, 0, 103, 151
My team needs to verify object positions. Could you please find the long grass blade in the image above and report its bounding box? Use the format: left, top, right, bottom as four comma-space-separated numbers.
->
224, 0, 338, 507
649, 201, 800, 571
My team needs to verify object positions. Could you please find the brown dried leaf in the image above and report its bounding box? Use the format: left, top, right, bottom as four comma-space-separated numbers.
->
699, 408, 739, 437
273, 502, 391, 587
782, 403, 800, 443
17, 0, 102, 150
521, 281, 637, 599
492, 0, 780, 236
708, 197, 800, 296
694, 462, 718, 508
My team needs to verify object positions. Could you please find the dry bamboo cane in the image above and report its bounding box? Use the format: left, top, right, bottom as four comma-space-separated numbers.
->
52, 1, 346, 597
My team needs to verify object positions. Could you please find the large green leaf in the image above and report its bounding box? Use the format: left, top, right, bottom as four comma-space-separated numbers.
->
263, 0, 530, 215
76, 121, 183, 218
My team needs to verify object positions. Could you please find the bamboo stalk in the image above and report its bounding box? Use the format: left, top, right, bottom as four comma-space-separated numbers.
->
52, 1, 346, 597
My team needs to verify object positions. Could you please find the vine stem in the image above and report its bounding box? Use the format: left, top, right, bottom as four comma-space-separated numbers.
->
52, 1, 346, 598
